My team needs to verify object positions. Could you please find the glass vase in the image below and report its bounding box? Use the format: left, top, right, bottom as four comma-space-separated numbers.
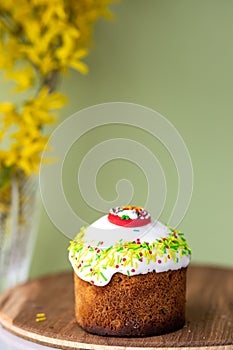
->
0, 173, 40, 292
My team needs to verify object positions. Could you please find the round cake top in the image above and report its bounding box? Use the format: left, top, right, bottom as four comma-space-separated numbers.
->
68, 206, 191, 286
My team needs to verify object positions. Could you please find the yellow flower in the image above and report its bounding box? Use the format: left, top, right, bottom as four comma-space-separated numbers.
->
41, 2, 67, 25
0, 102, 19, 132
0, 39, 19, 71
6, 64, 35, 92
22, 104, 55, 128
10, 1, 32, 24
0, 0, 118, 182
4, 129, 49, 175
18, 136, 49, 175
68, 49, 89, 74
0, 0, 15, 11
32, 87, 67, 111
0, 103, 15, 114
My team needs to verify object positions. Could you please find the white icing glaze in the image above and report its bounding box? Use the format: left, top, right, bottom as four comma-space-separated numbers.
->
69, 214, 191, 286
81, 215, 170, 247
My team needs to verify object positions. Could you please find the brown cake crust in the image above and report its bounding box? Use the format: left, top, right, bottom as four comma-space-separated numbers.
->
74, 267, 187, 337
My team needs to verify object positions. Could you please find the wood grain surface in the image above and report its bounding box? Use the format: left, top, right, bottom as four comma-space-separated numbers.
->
0, 265, 232, 350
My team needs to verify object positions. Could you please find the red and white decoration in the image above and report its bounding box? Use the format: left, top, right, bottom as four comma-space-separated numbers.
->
108, 206, 151, 227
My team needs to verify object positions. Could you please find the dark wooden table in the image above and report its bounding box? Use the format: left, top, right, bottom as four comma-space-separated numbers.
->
0, 265, 232, 349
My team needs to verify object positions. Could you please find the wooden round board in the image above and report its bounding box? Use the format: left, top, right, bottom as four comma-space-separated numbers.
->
0, 265, 232, 350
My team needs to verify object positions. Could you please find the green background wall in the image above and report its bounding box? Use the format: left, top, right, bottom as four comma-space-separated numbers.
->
1, 0, 233, 277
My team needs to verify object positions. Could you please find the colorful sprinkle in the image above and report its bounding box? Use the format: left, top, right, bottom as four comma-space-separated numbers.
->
100, 272, 107, 281
69, 227, 191, 285
36, 313, 46, 322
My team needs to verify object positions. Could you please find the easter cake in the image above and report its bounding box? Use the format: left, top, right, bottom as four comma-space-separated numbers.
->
68, 206, 191, 337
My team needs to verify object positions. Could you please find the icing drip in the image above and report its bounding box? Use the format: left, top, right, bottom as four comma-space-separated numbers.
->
68, 210, 191, 286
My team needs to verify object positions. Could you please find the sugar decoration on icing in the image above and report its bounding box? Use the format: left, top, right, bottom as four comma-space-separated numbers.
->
68, 206, 191, 286
108, 206, 151, 227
